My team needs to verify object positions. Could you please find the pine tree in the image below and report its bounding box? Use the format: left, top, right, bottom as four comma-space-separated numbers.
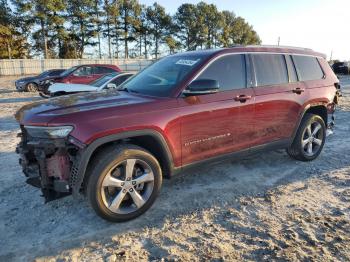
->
117, 0, 141, 58
219, 13, 261, 46
66, 0, 99, 58
174, 3, 199, 51
146, 2, 171, 59
1, 0, 29, 58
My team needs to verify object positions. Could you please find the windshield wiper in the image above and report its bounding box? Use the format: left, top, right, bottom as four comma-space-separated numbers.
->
118, 87, 139, 94
118, 87, 129, 92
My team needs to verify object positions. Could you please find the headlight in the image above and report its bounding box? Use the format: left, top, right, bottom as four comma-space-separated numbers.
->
17, 81, 25, 84
24, 126, 73, 139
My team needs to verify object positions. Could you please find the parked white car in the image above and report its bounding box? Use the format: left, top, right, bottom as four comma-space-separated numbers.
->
47, 72, 134, 97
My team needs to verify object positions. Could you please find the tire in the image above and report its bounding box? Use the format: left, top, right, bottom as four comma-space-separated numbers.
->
87, 144, 162, 222
287, 113, 326, 161
26, 82, 38, 92
39, 92, 50, 98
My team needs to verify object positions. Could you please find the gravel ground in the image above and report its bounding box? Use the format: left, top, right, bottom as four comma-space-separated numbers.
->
0, 75, 349, 261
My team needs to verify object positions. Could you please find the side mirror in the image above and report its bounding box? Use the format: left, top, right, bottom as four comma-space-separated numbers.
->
183, 79, 219, 96
106, 83, 117, 89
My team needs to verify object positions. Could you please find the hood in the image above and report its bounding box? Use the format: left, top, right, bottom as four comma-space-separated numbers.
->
49, 83, 97, 93
15, 90, 155, 126
16, 76, 36, 83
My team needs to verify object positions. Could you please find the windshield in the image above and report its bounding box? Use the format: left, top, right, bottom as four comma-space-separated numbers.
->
90, 73, 119, 87
121, 55, 203, 97
38, 71, 50, 78
60, 66, 78, 77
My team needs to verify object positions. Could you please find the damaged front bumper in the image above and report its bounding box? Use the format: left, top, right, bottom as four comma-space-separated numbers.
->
16, 126, 84, 202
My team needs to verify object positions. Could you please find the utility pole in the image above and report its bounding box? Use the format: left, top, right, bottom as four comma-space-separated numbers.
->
277, 36, 280, 46
329, 50, 333, 62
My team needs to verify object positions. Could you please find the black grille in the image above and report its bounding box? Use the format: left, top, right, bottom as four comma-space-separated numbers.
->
69, 160, 79, 188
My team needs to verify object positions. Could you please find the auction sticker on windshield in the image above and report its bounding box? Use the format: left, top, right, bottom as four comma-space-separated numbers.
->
175, 59, 200, 66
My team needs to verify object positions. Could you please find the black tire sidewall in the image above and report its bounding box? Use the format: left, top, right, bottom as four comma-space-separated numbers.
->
87, 146, 162, 222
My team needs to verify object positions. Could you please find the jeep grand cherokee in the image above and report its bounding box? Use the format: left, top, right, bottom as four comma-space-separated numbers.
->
16, 46, 339, 222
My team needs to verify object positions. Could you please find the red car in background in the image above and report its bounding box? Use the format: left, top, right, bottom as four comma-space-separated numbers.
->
38, 64, 121, 94
54, 64, 121, 84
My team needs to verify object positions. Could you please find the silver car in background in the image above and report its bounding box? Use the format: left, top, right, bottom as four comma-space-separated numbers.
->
47, 72, 134, 97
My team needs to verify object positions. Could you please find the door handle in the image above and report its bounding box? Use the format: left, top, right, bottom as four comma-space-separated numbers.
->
234, 95, 252, 103
292, 87, 305, 94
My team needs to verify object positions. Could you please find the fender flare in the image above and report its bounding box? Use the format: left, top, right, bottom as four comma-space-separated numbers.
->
291, 103, 328, 142
71, 129, 174, 195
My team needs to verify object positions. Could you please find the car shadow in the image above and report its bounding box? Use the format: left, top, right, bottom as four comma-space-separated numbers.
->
0, 89, 17, 94
0, 96, 42, 104
0, 116, 20, 131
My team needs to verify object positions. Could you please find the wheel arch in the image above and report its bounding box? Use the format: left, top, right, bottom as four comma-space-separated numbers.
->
292, 104, 328, 141
72, 129, 174, 195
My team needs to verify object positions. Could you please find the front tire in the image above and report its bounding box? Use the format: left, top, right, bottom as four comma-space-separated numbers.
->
26, 82, 38, 92
87, 145, 162, 222
287, 113, 326, 161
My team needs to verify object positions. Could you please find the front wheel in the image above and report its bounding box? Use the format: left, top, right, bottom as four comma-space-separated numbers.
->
26, 82, 38, 92
87, 145, 162, 222
287, 113, 326, 161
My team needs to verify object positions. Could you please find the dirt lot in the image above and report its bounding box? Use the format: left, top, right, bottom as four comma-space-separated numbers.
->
0, 76, 349, 261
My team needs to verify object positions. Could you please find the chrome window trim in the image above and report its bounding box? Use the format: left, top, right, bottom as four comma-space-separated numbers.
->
187, 52, 324, 89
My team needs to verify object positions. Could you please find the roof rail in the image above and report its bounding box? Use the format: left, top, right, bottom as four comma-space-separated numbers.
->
243, 45, 313, 51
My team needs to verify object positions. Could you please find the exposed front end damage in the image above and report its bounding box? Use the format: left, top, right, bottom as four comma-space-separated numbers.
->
16, 126, 84, 202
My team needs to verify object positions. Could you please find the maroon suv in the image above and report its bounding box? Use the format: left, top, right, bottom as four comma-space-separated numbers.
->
16, 46, 339, 222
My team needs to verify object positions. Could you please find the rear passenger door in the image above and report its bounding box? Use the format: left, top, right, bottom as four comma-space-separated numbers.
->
250, 53, 307, 146
94, 66, 114, 80
70, 66, 94, 84
179, 54, 255, 165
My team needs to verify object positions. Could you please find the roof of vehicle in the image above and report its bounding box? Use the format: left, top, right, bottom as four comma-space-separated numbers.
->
75, 64, 120, 67
172, 45, 326, 59
47, 68, 65, 71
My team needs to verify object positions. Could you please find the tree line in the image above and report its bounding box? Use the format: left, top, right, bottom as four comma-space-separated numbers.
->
0, 0, 261, 59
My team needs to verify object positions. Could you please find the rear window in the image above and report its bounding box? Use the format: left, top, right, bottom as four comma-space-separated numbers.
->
252, 54, 288, 86
292, 55, 324, 81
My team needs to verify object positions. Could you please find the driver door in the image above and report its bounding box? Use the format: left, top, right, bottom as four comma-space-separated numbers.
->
179, 54, 255, 165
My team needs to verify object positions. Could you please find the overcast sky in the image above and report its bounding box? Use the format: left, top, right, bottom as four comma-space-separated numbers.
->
141, 0, 350, 61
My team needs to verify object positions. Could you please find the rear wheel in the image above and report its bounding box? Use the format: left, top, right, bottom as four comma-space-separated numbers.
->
26, 82, 38, 92
87, 145, 162, 222
287, 113, 326, 161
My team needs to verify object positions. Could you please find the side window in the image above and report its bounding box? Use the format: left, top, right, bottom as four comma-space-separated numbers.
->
95, 66, 114, 74
105, 67, 116, 73
196, 54, 246, 91
285, 55, 298, 82
112, 75, 130, 86
292, 56, 324, 81
74, 66, 93, 76
252, 54, 288, 86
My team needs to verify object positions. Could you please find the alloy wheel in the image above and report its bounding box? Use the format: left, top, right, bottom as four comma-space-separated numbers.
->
302, 121, 324, 156
27, 83, 37, 92
100, 159, 155, 214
